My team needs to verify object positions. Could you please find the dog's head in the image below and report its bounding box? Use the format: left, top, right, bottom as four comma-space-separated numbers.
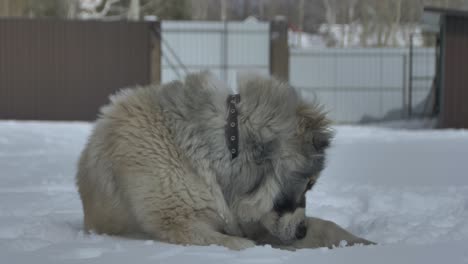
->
225, 74, 333, 244
158, 72, 332, 244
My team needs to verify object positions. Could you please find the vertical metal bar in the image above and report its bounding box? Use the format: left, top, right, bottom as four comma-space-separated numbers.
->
434, 35, 440, 115
222, 20, 228, 82
333, 51, 338, 121
408, 33, 414, 118
402, 54, 407, 118
438, 16, 447, 128
379, 50, 383, 118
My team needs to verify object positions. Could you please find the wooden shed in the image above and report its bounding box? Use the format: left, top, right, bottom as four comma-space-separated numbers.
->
423, 7, 468, 129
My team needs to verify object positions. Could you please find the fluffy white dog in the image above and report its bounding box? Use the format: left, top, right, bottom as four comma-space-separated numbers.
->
76, 72, 373, 250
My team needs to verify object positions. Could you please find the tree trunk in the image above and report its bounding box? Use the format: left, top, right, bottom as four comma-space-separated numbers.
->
127, 0, 140, 21
220, 0, 227, 21
389, 0, 402, 46
298, 0, 304, 48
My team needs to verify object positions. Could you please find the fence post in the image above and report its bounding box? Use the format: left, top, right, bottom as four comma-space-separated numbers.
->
402, 54, 408, 119
221, 20, 229, 82
270, 16, 289, 82
149, 21, 161, 84
408, 33, 414, 118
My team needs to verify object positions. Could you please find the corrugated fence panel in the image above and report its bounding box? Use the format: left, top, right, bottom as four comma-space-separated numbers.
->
291, 48, 435, 123
442, 15, 468, 128
161, 20, 269, 89
441, 16, 468, 128
0, 18, 151, 121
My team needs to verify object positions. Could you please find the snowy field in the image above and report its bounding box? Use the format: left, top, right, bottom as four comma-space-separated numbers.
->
1, 121, 468, 263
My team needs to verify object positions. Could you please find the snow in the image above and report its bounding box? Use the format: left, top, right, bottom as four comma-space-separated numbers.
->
289, 24, 426, 48
1, 120, 468, 263
289, 31, 327, 48
319, 24, 425, 48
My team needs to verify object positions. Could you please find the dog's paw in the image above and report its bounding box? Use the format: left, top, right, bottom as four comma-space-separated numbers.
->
222, 237, 256, 250
345, 237, 376, 247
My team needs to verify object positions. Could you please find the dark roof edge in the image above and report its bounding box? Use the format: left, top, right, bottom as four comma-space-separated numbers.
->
424, 6, 468, 18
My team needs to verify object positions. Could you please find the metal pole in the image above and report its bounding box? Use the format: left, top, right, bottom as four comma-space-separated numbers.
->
408, 33, 414, 118
222, 20, 228, 82
402, 54, 407, 119
220, 0, 228, 82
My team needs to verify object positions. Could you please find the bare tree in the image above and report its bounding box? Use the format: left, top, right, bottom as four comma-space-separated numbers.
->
127, 0, 140, 20
221, 0, 228, 20
321, 0, 360, 47
389, 0, 403, 46
58, 0, 80, 19
297, 0, 304, 47
190, 0, 209, 20
321, 0, 338, 46
342, 0, 358, 47
80, 0, 122, 19
323, 0, 337, 25
0, 0, 10, 16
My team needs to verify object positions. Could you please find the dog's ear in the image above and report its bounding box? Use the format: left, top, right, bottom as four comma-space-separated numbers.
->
296, 103, 332, 152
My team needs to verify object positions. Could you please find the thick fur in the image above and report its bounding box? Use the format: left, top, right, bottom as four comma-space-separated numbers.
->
76, 72, 333, 250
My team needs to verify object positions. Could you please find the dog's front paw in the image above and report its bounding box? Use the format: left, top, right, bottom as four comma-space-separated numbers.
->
290, 217, 376, 249
343, 237, 376, 247
222, 237, 256, 250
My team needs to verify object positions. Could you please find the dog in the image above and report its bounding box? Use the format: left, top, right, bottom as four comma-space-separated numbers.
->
76, 72, 334, 250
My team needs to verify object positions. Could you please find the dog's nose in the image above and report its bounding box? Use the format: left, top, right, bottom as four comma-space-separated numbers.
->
295, 221, 307, 240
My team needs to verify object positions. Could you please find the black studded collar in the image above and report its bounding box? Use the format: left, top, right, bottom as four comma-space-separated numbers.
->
226, 94, 240, 159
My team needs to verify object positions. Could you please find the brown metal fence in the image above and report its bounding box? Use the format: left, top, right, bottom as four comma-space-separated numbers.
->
0, 18, 160, 121
440, 14, 468, 129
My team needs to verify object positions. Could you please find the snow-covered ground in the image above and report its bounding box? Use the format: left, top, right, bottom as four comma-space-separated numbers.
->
1, 121, 468, 263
